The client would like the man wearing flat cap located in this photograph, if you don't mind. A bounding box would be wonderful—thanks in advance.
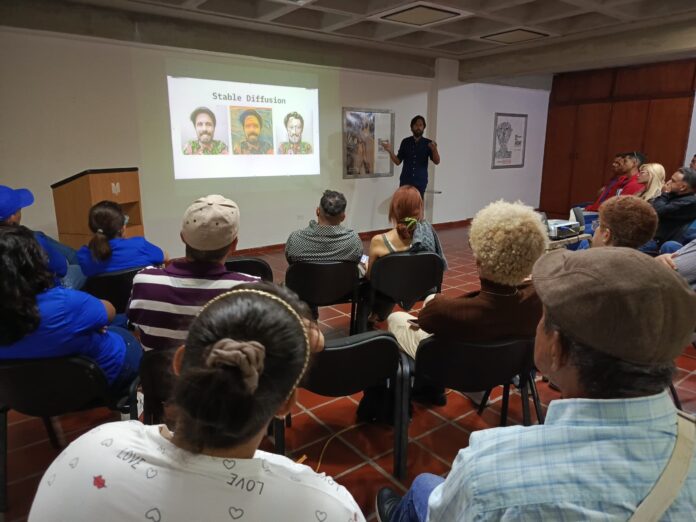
[127,195,258,423]
[377,248,696,522]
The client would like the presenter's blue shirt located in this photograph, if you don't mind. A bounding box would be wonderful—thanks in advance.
[77,237,164,277]
[397,136,433,191]
[34,231,67,278]
[0,287,126,384]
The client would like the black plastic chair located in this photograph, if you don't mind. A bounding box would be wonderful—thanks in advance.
[271,331,410,479]
[413,337,544,426]
[225,257,274,282]
[285,262,360,334]
[83,266,147,313]
[0,356,139,514]
[357,252,444,332]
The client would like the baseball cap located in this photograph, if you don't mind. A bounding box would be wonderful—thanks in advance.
[0,186,34,222]
[532,247,696,365]
[181,195,239,251]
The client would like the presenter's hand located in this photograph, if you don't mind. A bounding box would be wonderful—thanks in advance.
[382,141,392,153]
[428,141,438,151]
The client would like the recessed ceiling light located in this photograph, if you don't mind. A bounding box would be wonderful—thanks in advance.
[482,29,548,44]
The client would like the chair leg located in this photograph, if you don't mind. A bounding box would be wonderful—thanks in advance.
[349,299,357,336]
[394,354,410,480]
[669,383,683,411]
[529,375,545,424]
[273,417,286,456]
[520,378,531,426]
[42,417,65,450]
[285,413,292,428]
[477,389,492,415]
[500,384,510,427]
[0,408,7,514]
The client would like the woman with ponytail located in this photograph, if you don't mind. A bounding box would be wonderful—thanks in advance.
[0,225,141,393]
[76,200,166,277]
[365,185,446,321]
[30,282,364,522]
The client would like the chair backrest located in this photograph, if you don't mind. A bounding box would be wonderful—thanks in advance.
[370,252,444,309]
[414,337,535,392]
[285,261,359,306]
[303,331,401,397]
[225,257,274,282]
[83,267,145,313]
[0,356,110,417]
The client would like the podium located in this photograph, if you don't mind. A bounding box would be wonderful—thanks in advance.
[51,167,144,249]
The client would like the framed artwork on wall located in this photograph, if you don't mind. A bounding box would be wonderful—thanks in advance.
[491,112,528,169]
[342,108,395,179]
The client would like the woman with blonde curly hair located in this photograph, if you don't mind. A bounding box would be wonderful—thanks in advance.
[387,200,547,363]
[636,162,665,201]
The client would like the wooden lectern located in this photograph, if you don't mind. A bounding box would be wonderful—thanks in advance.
[51,167,144,249]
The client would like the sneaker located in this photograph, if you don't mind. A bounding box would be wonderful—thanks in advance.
[376,487,402,522]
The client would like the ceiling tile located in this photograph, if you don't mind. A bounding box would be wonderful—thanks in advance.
[334,20,407,39]
[385,29,458,46]
[492,0,585,24]
[311,0,373,15]
[536,12,622,34]
[482,28,548,43]
[431,38,503,53]
[380,5,461,26]
[197,0,282,19]
[435,15,510,37]
[270,7,352,30]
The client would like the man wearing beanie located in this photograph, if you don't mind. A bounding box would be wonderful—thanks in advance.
[377,248,696,522]
[127,195,258,423]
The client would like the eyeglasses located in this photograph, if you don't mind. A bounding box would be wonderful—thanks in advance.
[591,220,601,231]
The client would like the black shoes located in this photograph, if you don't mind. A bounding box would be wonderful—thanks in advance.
[376,487,402,522]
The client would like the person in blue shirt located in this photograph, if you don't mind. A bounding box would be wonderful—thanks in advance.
[382,115,441,199]
[0,225,141,393]
[77,200,167,277]
[0,184,86,289]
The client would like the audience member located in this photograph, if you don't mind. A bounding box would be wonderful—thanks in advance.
[77,200,166,277]
[636,162,665,201]
[387,200,546,359]
[366,185,446,321]
[615,151,646,196]
[590,196,657,248]
[641,167,696,252]
[656,238,696,290]
[377,247,696,522]
[30,283,364,522]
[691,153,696,170]
[584,153,629,211]
[127,195,258,422]
[285,190,363,265]
[0,225,141,394]
[0,184,85,288]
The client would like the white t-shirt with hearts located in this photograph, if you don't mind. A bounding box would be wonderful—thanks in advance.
[29,420,365,522]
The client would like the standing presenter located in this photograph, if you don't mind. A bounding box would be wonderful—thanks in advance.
[382,115,440,199]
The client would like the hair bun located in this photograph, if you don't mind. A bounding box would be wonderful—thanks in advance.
[205,338,266,394]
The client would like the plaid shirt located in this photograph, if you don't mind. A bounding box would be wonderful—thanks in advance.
[428,391,696,521]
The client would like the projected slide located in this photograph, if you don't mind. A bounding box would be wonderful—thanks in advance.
[167,76,319,179]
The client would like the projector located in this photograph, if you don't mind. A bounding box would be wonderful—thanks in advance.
[547,219,581,239]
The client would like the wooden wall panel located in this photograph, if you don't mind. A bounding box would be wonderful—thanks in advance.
[552,69,614,105]
[568,103,612,206]
[614,60,696,99]
[539,105,577,214]
[643,97,694,177]
[603,100,650,182]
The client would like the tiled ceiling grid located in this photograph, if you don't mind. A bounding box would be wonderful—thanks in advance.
[69,0,696,59]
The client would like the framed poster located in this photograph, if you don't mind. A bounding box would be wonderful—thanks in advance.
[343,108,394,179]
[491,112,527,169]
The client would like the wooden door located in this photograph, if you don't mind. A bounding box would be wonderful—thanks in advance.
[539,104,577,215]
[568,103,613,206]
[603,100,650,182]
[643,97,694,177]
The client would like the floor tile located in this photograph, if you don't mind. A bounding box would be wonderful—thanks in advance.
[676,354,696,372]
[296,389,338,410]
[290,438,365,479]
[336,463,404,519]
[415,424,469,463]
[311,397,360,432]
[407,406,447,437]
[8,440,60,483]
[282,412,332,452]
[6,474,42,521]
[677,372,696,393]
[340,422,396,459]
[374,442,450,488]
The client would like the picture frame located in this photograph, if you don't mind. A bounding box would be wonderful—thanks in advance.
[491,112,527,169]
[342,107,395,179]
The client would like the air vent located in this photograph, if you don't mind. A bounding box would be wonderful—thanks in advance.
[481,29,548,44]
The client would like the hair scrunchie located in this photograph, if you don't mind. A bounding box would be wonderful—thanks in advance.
[401,217,418,230]
[205,338,266,394]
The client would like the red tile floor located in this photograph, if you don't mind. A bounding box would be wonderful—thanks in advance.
[6,226,696,521]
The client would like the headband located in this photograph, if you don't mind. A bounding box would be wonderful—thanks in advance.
[198,288,311,400]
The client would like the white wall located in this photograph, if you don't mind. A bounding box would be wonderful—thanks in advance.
[686,102,696,165]
[433,83,550,223]
[0,29,430,255]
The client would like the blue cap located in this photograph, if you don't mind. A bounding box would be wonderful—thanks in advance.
[0,186,34,222]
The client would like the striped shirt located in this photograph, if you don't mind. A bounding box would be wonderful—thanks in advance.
[126,260,258,351]
[428,391,696,521]
[674,239,696,290]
